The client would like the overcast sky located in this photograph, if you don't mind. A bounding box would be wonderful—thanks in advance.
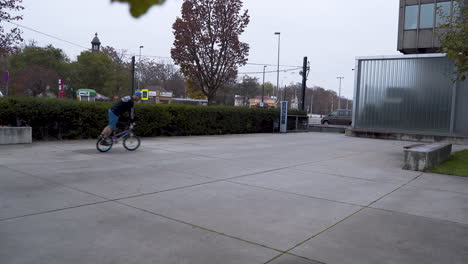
[9,0,401,99]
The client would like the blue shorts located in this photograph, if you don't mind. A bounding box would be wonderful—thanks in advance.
[108,109,119,130]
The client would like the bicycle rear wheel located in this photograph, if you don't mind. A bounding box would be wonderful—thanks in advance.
[123,134,140,151]
[96,136,114,152]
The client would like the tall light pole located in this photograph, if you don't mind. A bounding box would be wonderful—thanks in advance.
[138,45,144,91]
[274,32,281,99]
[262,65,267,107]
[337,76,344,109]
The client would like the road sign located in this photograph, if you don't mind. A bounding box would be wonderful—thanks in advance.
[141,89,149,101]
[280,101,288,133]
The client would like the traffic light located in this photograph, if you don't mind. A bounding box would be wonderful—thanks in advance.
[141,89,149,101]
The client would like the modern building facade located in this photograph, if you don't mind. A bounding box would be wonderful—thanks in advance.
[397,0,466,54]
[351,1,467,140]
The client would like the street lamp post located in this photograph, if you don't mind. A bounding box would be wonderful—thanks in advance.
[138,46,144,91]
[274,32,281,98]
[337,76,344,109]
[262,65,267,107]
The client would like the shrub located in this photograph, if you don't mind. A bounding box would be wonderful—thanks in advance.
[0,97,306,140]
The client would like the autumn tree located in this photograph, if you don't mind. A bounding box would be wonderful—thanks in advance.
[436,0,467,81]
[185,78,205,99]
[9,45,68,96]
[12,65,59,96]
[171,0,250,104]
[0,0,24,56]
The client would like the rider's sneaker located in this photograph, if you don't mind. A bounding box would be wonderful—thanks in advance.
[101,138,111,146]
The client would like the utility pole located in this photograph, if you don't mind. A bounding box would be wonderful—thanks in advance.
[131,56,135,94]
[301,57,308,111]
[262,65,266,107]
[337,77,344,109]
[138,46,144,91]
[274,32,281,98]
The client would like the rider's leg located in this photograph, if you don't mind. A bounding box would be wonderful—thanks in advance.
[102,109,119,138]
[100,126,113,138]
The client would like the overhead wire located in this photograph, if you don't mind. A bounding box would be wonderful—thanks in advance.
[6,21,302,69]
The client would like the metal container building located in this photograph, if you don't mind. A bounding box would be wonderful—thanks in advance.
[352,54,468,136]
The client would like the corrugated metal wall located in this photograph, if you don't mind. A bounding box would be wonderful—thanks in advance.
[354,55,466,135]
[455,80,468,135]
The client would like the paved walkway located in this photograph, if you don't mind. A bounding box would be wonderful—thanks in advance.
[1,133,467,264]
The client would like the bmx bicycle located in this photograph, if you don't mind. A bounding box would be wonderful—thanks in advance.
[96,123,140,152]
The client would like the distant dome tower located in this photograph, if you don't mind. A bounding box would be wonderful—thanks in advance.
[91,33,101,52]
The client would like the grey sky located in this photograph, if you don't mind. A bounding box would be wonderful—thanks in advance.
[10,0,400,99]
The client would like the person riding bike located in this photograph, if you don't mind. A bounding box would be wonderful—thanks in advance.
[100,91,142,145]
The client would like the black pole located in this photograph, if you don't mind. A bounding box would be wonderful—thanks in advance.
[131,56,136,94]
[301,56,307,111]
[262,66,266,106]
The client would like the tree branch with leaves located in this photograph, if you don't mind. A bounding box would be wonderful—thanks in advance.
[0,0,24,56]
[436,0,467,81]
[111,0,166,17]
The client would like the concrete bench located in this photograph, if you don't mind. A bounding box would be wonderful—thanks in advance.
[0,127,32,145]
[403,143,452,171]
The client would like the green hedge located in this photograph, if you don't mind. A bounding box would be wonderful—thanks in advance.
[0,97,305,140]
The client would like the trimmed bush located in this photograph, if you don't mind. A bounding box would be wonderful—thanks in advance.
[0,97,306,140]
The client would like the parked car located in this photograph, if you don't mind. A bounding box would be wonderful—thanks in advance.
[321,109,352,126]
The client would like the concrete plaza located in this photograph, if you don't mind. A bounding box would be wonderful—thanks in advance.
[1,132,467,264]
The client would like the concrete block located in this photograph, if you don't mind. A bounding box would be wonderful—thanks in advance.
[403,143,452,171]
[0,127,32,144]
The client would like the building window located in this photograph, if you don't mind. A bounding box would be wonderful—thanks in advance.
[420,3,435,29]
[404,5,419,30]
[436,2,452,26]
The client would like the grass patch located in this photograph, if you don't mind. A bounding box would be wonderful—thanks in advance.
[430,149,468,177]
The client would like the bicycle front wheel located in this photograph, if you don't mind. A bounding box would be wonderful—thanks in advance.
[96,136,113,152]
[123,134,140,151]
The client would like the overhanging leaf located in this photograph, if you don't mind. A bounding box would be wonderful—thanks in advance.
[111,0,166,18]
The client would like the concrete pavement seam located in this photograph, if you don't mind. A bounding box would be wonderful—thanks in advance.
[226,180,364,208]
[289,167,414,185]
[365,172,424,208]
[263,172,426,263]
[365,206,468,226]
[1,164,110,200]
[112,199,287,254]
[0,200,113,222]
[263,207,366,264]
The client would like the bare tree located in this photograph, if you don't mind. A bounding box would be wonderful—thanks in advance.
[171,0,250,104]
[0,0,24,56]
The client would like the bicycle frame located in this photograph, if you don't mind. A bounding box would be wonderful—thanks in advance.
[111,128,134,140]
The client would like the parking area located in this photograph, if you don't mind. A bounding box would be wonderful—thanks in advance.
[1,132,467,264]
